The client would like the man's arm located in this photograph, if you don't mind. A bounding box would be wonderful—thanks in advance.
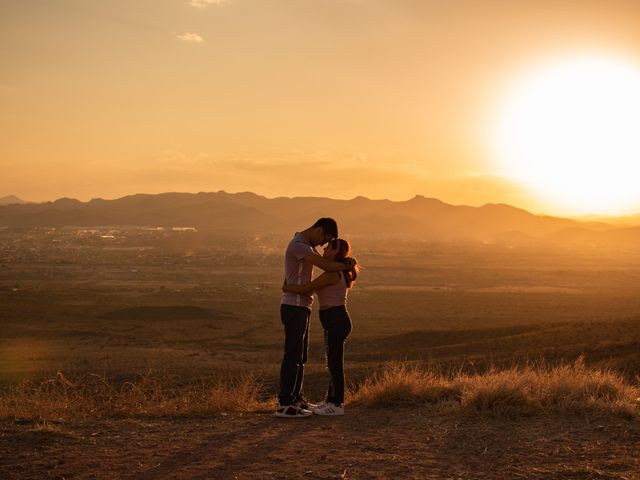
[303,253,355,272]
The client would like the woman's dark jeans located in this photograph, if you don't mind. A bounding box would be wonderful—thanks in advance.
[319,305,352,405]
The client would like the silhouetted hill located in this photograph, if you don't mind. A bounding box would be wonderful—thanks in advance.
[1,191,638,245]
[0,195,27,206]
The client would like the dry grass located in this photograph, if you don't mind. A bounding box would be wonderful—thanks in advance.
[350,358,640,418]
[0,370,272,421]
[2,359,639,421]
[349,362,461,408]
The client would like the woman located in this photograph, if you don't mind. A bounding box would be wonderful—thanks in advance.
[282,238,358,416]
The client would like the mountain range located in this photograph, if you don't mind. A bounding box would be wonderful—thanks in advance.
[1,191,639,246]
[0,195,27,206]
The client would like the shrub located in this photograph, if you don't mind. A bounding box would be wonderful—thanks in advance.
[350,358,640,418]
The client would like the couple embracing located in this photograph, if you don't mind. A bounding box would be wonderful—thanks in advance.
[276,218,359,418]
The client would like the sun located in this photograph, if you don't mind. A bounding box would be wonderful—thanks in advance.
[493,55,640,215]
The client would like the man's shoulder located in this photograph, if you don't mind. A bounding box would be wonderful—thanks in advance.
[291,232,307,243]
[287,233,310,249]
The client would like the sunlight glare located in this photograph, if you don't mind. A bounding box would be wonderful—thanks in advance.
[494,56,640,214]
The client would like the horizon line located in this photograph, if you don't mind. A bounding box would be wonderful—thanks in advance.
[2,190,639,220]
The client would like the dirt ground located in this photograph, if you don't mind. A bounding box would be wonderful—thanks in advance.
[2,409,639,480]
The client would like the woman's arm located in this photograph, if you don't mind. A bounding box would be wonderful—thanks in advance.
[283,272,341,294]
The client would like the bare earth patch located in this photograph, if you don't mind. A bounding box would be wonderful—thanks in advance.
[2,409,639,480]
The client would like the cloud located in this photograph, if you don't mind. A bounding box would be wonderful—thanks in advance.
[122,148,541,209]
[188,0,227,8]
[125,149,427,201]
[176,32,204,43]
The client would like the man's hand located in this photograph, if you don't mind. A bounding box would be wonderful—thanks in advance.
[344,257,357,271]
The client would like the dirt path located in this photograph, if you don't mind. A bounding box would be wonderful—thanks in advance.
[2,409,639,479]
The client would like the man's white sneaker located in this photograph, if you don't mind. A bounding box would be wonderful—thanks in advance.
[275,404,312,418]
[312,402,344,416]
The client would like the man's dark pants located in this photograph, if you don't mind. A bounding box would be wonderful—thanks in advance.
[278,304,311,406]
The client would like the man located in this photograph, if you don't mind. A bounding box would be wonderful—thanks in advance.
[276,218,356,418]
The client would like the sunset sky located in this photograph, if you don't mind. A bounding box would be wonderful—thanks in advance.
[2,0,640,215]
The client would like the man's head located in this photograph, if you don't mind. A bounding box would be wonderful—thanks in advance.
[308,217,338,246]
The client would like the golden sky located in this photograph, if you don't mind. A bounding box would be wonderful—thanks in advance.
[2,0,640,214]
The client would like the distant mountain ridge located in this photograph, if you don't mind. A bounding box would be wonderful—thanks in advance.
[0,191,637,246]
[0,195,27,206]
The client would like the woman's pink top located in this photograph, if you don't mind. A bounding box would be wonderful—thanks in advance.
[316,271,348,307]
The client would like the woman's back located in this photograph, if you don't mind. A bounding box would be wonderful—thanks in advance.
[316,271,348,308]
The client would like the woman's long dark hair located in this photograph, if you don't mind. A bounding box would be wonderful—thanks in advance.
[330,238,358,288]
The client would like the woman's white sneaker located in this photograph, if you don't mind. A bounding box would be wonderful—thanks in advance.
[312,402,344,416]
[314,401,328,410]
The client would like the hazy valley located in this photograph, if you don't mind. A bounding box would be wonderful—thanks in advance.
[1,194,640,479]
